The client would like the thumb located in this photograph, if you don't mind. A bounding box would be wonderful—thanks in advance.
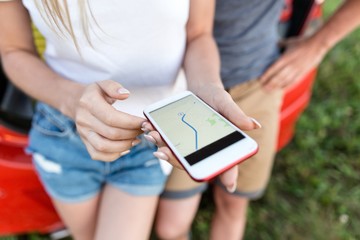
[96,80,130,103]
[220,95,262,131]
[218,165,238,193]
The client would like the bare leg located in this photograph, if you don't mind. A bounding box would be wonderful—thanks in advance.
[155,194,202,240]
[94,184,159,240]
[210,185,249,240]
[52,194,101,240]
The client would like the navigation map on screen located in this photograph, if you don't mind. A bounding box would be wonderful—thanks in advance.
[149,94,238,159]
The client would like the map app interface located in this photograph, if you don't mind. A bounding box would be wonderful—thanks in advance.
[149,94,245,165]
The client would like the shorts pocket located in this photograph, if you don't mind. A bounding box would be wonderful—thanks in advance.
[32,103,75,137]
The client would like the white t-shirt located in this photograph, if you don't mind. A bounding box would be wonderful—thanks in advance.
[22,0,189,116]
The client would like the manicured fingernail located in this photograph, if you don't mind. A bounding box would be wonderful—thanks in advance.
[144,134,156,144]
[153,151,168,161]
[118,87,130,94]
[141,122,150,132]
[120,149,131,156]
[250,117,262,129]
[132,139,141,146]
[226,183,237,193]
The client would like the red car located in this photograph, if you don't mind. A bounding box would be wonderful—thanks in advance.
[0,0,322,238]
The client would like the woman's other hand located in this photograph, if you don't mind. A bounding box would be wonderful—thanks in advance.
[75,80,144,162]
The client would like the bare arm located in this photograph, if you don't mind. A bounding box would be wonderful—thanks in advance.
[314,0,360,52]
[0,1,144,161]
[260,0,360,90]
[184,0,256,131]
[183,0,221,92]
[0,0,83,118]
[146,0,260,191]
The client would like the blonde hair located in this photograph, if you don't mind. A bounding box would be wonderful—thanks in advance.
[36,0,96,50]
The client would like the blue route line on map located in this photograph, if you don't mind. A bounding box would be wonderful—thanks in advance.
[181,114,198,150]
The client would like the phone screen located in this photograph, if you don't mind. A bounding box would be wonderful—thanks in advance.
[149,94,245,165]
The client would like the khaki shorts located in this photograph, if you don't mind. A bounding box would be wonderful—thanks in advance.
[161,80,283,200]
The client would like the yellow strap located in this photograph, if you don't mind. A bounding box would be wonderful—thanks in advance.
[32,24,46,56]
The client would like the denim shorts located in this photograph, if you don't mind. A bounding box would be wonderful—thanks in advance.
[27,102,166,203]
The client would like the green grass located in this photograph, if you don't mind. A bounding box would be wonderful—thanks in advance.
[2,1,359,240]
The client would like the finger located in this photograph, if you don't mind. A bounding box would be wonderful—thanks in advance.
[82,138,130,162]
[79,82,145,130]
[218,165,238,193]
[278,71,300,89]
[80,81,130,110]
[87,130,136,153]
[217,92,261,131]
[274,65,301,90]
[141,121,155,132]
[262,65,293,91]
[259,57,289,85]
[154,146,184,169]
[144,130,168,148]
[96,80,131,102]
[77,110,142,140]
[81,97,145,129]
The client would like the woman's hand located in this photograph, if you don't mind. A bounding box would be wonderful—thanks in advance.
[142,85,261,192]
[74,80,145,162]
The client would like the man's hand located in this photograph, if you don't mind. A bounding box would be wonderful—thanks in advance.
[259,37,327,91]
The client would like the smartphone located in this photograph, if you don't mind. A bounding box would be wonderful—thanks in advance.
[143,91,258,182]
